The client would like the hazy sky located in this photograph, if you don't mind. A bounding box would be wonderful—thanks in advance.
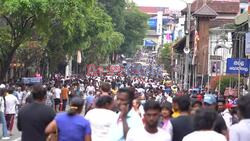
[133,0,187,10]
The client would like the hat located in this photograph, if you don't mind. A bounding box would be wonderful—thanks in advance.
[203,94,217,105]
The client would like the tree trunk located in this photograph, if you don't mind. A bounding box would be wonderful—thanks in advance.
[0,46,19,83]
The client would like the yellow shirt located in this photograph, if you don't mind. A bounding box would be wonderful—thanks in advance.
[111,88,118,95]
[172,111,180,118]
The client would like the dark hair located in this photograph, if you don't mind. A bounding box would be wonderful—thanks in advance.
[0,88,7,97]
[118,87,135,109]
[144,100,161,112]
[68,97,84,116]
[194,108,218,130]
[192,100,202,108]
[176,95,190,112]
[32,85,47,100]
[95,96,113,108]
[25,94,34,104]
[238,94,250,118]
[161,101,173,115]
[101,82,111,93]
[7,87,14,94]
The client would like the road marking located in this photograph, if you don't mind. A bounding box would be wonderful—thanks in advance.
[12,137,21,141]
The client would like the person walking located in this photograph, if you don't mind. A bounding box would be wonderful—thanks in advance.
[4,88,19,136]
[159,101,173,132]
[85,95,116,141]
[169,95,194,141]
[183,108,226,141]
[61,84,69,111]
[0,88,10,140]
[126,100,171,141]
[53,85,61,112]
[17,85,55,141]
[45,97,91,141]
[108,87,143,141]
[229,94,250,141]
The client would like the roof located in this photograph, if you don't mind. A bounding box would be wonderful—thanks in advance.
[209,19,235,28]
[193,4,218,17]
[182,0,239,15]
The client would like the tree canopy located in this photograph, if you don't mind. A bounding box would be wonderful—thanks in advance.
[0,0,148,80]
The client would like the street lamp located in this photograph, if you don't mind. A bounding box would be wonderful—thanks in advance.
[183,0,194,90]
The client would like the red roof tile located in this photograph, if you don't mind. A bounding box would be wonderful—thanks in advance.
[182,0,239,14]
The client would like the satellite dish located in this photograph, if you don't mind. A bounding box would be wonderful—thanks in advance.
[183,47,190,54]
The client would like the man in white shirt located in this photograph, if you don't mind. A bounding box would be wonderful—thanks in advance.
[5,89,19,135]
[85,96,117,141]
[86,83,95,95]
[126,100,171,141]
[53,85,61,112]
[183,108,226,141]
[217,99,232,128]
[229,94,250,141]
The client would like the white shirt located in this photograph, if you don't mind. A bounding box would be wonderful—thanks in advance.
[221,109,232,128]
[0,97,5,112]
[108,109,144,141]
[86,86,95,93]
[53,88,61,99]
[5,94,19,114]
[229,119,250,141]
[85,108,117,141]
[126,127,171,141]
[182,131,227,141]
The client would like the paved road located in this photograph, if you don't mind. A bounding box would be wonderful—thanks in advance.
[0,116,21,141]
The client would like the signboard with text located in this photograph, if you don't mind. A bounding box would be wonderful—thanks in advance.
[226,58,250,74]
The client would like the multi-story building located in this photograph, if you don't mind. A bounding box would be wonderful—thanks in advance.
[173,0,239,89]
[138,6,180,50]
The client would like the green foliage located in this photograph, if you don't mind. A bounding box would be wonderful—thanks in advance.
[216,76,238,94]
[159,43,172,72]
[119,4,149,56]
[98,0,126,32]
[83,6,124,63]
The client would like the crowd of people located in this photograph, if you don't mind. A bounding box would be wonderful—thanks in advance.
[0,75,249,141]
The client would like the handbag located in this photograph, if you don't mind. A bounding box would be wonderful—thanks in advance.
[46,127,58,141]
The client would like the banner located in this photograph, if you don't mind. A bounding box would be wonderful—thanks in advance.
[22,77,42,84]
[226,58,250,74]
[245,32,250,56]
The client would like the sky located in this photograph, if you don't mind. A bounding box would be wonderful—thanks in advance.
[132,0,187,10]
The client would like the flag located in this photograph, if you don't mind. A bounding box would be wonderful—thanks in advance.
[192,30,200,65]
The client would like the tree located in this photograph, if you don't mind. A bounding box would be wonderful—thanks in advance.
[98,0,126,32]
[119,4,148,56]
[98,1,148,57]
[82,6,124,64]
[216,76,238,95]
[44,2,124,73]
[0,0,94,80]
[159,43,172,72]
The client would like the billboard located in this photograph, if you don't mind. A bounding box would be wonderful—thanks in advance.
[148,19,157,29]
[226,58,250,74]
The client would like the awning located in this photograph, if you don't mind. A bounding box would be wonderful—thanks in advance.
[144,39,157,47]
[172,36,186,53]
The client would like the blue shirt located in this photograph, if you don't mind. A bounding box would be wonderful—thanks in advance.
[55,112,91,141]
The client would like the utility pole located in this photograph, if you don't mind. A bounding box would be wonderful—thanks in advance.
[183,2,191,90]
